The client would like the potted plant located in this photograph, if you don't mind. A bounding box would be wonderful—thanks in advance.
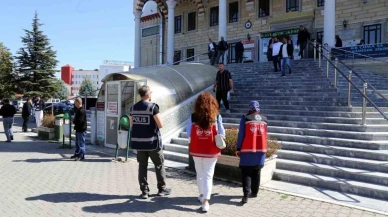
[188,128,281,185]
[37,114,56,140]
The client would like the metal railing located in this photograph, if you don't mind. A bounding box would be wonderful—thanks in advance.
[172,52,209,65]
[312,41,388,124]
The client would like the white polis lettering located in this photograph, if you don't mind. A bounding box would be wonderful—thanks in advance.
[133,115,150,125]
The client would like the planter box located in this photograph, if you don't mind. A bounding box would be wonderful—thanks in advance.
[188,154,277,185]
[37,127,55,140]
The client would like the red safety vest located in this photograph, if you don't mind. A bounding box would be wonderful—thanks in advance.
[241,120,267,153]
[189,123,221,158]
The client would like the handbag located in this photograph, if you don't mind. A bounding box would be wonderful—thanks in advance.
[215,115,226,149]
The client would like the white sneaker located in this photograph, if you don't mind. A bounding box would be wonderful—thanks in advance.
[202,202,209,212]
[225,110,231,113]
[198,195,203,203]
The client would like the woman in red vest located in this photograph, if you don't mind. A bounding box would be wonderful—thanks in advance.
[235,101,268,204]
[186,92,225,213]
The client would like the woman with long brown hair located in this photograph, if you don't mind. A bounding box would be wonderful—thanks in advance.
[186,92,225,213]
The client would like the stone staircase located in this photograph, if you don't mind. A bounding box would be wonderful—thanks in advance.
[164,59,388,200]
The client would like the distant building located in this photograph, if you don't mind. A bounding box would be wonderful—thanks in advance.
[61,64,100,96]
[98,60,133,88]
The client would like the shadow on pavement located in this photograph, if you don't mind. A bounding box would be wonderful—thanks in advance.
[25,192,241,214]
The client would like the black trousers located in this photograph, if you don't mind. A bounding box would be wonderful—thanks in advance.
[216,90,230,110]
[22,116,29,132]
[240,166,263,197]
[272,55,281,71]
[235,52,243,63]
[137,149,167,194]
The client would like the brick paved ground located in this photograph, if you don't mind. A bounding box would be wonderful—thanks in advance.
[0,117,387,217]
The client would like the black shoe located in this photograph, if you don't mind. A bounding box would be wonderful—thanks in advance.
[10,136,13,141]
[140,193,149,199]
[280,75,285,77]
[74,156,85,161]
[5,141,11,143]
[157,188,171,196]
[289,71,292,74]
[250,194,258,198]
[70,155,77,159]
[241,197,248,204]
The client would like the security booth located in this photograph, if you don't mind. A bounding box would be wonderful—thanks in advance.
[95,64,218,149]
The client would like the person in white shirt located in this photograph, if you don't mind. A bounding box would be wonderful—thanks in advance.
[270,37,283,72]
[208,39,217,65]
[279,36,294,77]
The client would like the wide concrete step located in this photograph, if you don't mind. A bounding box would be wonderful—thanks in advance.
[163,150,188,164]
[170,137,189,146]
[222,115,387,125]
[274,169,388,200]
[228,100,347,107]
[164,143,188,154]
[271,132,388,150]
[277,159,388,186]
[277,150,388,172]
[223,110,385,119]
[222,122,388,133]
[223,105,354,112]
[280,141,388,161]
[232,92,342,97]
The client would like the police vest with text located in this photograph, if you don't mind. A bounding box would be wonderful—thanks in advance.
[189,114,221,158]
[130,101,162,151]
[241,114,268,153]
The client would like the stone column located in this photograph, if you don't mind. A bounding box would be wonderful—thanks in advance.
[219,0,227,64]
[323,0,336,48]
[134,11,142,68]
[166,0,177,65]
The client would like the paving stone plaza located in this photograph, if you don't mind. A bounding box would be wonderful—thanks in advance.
[0,115,387,217]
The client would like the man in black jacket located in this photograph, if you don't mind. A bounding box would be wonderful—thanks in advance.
[235,39,245,63]
[34,96,45,127]
[217,36,228,64]
[71,97,87,161]
[279,36,294,77]
[0,99,17,142]
[22,98,33,132]
[297,25,310,59]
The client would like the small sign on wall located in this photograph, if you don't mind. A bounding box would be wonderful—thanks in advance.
[142,26,159,37]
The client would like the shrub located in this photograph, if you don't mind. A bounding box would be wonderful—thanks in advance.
[41,114,55,128]
[221,128,281,158]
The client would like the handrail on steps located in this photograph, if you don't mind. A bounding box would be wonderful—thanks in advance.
[311,41,388,124]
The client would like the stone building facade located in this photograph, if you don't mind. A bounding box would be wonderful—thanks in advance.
[133,0,388,67]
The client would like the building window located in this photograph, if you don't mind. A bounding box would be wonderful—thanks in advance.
[210,6,219,26]
[187,49,195,61]
[317,0,324,7]
[175,15,182,34]
[258,0,270,17]
[188,12,196,31]
[229,2,238,23]
[286,0,299,12]
[364,24,381,45]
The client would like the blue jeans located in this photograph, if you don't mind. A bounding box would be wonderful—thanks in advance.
[3,117,14,141]
[281,57,292,75]
[75,132,86,157]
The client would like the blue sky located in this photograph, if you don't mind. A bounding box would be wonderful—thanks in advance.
[0,0,135,77]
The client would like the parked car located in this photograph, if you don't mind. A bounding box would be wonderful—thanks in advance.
[44,103,74,115]
[12,100,20,111]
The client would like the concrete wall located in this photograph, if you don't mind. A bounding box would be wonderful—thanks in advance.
[136,0,388,67]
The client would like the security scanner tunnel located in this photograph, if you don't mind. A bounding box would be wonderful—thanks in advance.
[95,63,218,148]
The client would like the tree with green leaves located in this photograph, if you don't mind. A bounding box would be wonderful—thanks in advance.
[79,77,97,96]
[52,79,69,100]
[0,43,16,99]
[14,12,60,98]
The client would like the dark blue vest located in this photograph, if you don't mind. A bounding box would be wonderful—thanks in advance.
[130,101,162,151]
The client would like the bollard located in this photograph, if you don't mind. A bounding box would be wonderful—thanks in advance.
[326,53,330,78]
[334,58,338,88]
[348,70,352,107]
[62,111,72,149]
[362,83,368,125]
[318,45,322,68]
